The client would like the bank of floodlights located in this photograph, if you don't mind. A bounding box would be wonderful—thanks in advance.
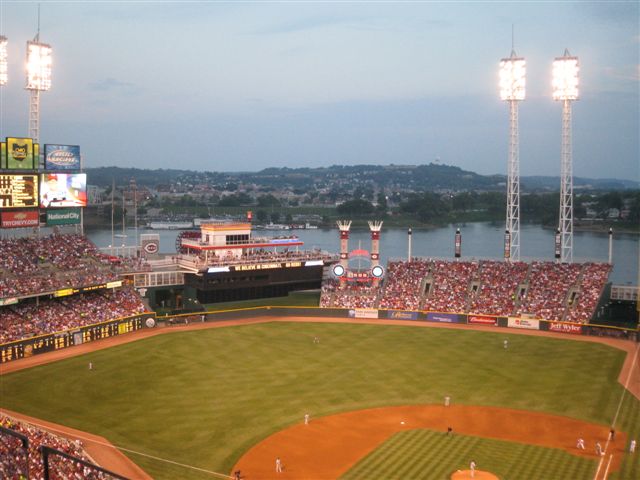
[552,53,579,101]
[26,40,52,91]
[499,51,525,261]
[499,54,526,101]
[0,36,7,86]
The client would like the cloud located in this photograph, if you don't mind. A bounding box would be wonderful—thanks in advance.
[89,77,139,93]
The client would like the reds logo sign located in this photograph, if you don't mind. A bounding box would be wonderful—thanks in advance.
[143,242,159,254]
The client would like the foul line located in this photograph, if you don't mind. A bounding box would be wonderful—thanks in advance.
[1,413,233,479]
[594,342,640,480]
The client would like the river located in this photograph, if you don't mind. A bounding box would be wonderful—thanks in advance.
[85,222,639,285]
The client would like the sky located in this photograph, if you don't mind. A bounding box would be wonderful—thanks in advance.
[0,1,638,180]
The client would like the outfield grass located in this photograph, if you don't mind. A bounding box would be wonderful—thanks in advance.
[0,322,638,479]
[341,429,598,480]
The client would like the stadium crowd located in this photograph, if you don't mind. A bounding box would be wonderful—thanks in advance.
[320,279,378,308]
[422,260,479,313]
[188,248,335,268]
[516,262,582,321]
[320,259,610,323]
[0,413,110,479]
[0,234,148,299]
[0,287,147,345]
[378,260,430,310]
[469,261,529,316]
[565,263,611,323]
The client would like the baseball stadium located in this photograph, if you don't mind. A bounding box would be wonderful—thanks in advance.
[0,200,639,480]
[0,22,639,480]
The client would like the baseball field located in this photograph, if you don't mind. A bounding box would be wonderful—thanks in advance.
[1,318,639,479]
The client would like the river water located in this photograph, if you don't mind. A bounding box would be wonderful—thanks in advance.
[86,222,639,285]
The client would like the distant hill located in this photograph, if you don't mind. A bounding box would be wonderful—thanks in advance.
[85,164,639,191]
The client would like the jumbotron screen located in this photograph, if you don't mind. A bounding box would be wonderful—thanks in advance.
[39,173,87,208]
[0,174,38,208]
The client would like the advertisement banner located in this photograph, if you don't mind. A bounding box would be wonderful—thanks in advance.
[387,311,419,320]
[0,297,19,306]
[6,137,34,170]
[39,173,87,208]
[1,142,6,169]
[549,322,582,335]
[348,309,379,319]
[44,144,81,170]
[426,312,460,323]
[46,208,81,225]
[504,231,511,259]
[0,210,39,228]
[0,175,38,208]
[468,315,498,326]
[507,317,540,330]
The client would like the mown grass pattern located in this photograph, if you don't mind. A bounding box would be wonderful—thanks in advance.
[341,429,598,480]
[0,322,637,479]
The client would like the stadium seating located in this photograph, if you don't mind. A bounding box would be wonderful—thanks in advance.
[321,259,610,323]
[0,234,148,299]
[1,413,110,479]
[0,287,147,345]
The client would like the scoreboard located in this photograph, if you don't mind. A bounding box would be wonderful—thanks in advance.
[0,174,38,208]
[0,314,149,363]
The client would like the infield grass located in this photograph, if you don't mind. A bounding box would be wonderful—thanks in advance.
[1,322,638,479]
[341,429,598,480]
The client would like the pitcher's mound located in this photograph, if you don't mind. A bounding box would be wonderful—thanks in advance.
[451,470,499,480]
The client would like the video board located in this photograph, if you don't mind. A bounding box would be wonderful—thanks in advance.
[6,137,34,170]
[39,173,87,208]
[0,174,39,208]
[44,144,81,170]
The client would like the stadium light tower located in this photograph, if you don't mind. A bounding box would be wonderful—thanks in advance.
[552,49,579,263]
[499,48,525,261]
[0,36,8,86]
[25,7,52,145]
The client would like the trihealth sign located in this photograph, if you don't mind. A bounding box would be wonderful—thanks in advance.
[348,309,379,319]
[46,208,81,225]
[507,317,540,330]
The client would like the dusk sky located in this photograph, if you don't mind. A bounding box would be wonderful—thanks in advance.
[0,1,638,180]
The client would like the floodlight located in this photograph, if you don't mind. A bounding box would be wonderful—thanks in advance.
[0,36,7,86]
[499,57,526,101]
[552,55,579,101]
[332,264,345,277]
[26,40,52,91]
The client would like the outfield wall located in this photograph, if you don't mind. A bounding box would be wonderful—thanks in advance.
[1,307,637,364]
[0,313,155,364]
[166,306,639,342]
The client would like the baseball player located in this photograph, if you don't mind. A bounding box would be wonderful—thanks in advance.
[577,438,585,450]
[276,457,283,473]
[630,439,636,453]
[503,339,508,349]
[304,413,310,425]
[470,460,476,478]
[596,442,604,456]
